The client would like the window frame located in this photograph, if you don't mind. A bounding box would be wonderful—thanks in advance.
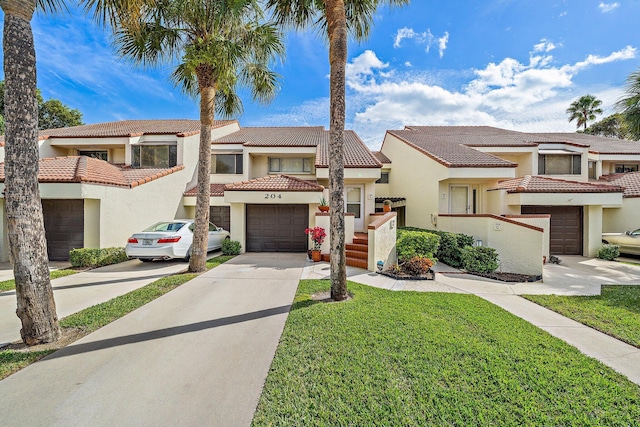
[131,144,177,169]
[538,154,582,175]
[78,150,108,161]
[268,157,312,174]
[614,164,639,173]
[376,172,390,184]
[211,153,243,175]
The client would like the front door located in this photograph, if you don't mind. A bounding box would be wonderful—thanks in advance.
[450,186,469,214]
[346,186,364,231]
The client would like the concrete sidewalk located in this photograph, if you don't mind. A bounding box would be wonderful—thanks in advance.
[309,259,640,386]
[0,253,305,427]
[1,259,191,347]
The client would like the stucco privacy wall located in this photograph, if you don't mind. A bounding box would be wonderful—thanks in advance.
[504,215,551,259]
[314,213,354,253]
[438,215,544,276]
[603,198,640,233]
[368,213,397,271]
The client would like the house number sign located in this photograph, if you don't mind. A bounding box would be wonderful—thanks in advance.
[264,193,283,199]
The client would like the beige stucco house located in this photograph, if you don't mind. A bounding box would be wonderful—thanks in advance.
[376,126,640,275]
[0,120,387,268]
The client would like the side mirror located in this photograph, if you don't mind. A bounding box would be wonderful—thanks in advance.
[217,227,223,231]
[625,231,631,235]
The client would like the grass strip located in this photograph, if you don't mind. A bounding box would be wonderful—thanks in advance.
[0,269,78,293]
[253,280,640,426]
[0,255,234,380]
[524,285,640,348]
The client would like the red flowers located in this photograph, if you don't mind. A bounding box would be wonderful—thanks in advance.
[305,226,326,250]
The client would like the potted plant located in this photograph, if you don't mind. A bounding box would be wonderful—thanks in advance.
[318,196,330,212]
[383,199,392,212]
[305,226,326,262]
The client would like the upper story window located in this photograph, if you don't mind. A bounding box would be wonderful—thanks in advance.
[132,144,177,168]
[269,157,312,174]
[615,164,639,173]
[588,161,597,179]
[79,150,108,161]
[212,154,243,174]
[538,154,581,175]
[376,172,389,184]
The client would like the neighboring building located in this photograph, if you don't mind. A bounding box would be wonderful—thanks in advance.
[377,126,640,274]
[0,121,383,263]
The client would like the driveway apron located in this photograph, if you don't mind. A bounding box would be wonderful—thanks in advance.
[0,253,305,427]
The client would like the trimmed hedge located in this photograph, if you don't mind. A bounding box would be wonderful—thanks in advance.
[396,230,440,261]
[222,239,242,256]
[70,247,129,268]
[399,227,474,268]
[597,244,620,261]
[460,246,499,274]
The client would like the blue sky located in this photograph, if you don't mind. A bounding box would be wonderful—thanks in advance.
[3,0,639,148]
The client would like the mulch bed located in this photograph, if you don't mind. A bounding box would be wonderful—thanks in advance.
[378,269,435,281]
[469,272,542,283]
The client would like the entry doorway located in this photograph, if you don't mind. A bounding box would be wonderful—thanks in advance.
[449,185,470,214]
[345,186,364,231]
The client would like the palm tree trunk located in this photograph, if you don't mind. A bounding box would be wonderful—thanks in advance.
[325,0,348,301]
[189,66,215,273]
[2,0,61,345]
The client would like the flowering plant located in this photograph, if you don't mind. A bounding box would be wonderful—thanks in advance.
[305,226,326,251]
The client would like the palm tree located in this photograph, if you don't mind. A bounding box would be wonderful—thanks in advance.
[615,68,640,140]
[0,0,73,345]
[267,0,408,301]
[567,94,603,131]
[1,0,144,345]
[115,0,284,272]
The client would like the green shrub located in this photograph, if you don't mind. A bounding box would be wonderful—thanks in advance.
[222,239,241,256]
[396,231,440,261]
[460,246,499,273]
[597,244,620,261]
[399,227,473,268]
[69,247,128,268]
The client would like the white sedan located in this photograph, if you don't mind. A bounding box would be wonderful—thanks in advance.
[125,220,230,261]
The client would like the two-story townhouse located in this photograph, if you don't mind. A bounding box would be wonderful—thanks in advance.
[377,126,639,275]
[181,127,382,260]
[0,119,240,261]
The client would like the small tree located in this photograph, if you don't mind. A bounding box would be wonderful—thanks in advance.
[567,94,603,131]
[616,68,640,140]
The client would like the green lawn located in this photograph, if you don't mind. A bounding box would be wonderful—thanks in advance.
[0,255,234,380]
[0,269,78,293]
[253,280,640,426]
[524,285,640,348]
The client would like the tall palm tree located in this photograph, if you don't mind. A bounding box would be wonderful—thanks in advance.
[1,0,63,345]
[1,0,145,345]
[115,0,284,272]
[567,94,603,131]
[615,68,640,140]
[267,0,409,301]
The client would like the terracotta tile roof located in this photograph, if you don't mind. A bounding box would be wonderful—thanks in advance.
[212,127,325,146]
[0,156,184,188]
[224,175,324,192]
[315,131,382,168]
[33,120,234,139]
[496,175,624,194]
[183,184,226,197]
[401,126,640,153]
[213,127,381,168]
[599,172,640,198]
[372,151,391,164]
[387,130,517,168]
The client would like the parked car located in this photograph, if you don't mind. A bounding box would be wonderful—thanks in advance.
[602,229,640,256]
[125,220,230,261]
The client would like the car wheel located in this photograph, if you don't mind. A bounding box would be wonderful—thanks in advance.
[183,246,192,262]
[602,240,609,244]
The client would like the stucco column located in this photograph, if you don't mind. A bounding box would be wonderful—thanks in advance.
[585,205,603,257]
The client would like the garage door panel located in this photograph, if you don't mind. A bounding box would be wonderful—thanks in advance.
[246,204,308,252]
[522,205,582,255]
[42,200,84,261]
[209,206,231,232]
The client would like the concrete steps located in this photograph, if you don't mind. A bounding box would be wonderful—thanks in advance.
[346,235,368,269]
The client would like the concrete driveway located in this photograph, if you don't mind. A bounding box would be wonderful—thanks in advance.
[0,258,193,347]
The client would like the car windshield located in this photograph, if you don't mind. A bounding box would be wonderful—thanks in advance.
[632,229,640,236]
[143,222,186,232]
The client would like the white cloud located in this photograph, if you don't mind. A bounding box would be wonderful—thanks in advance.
[393,27,449,57]
[404,62,412,67]
[599,2,620,13]
[533,39,558,53]
[342,44,636,147]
